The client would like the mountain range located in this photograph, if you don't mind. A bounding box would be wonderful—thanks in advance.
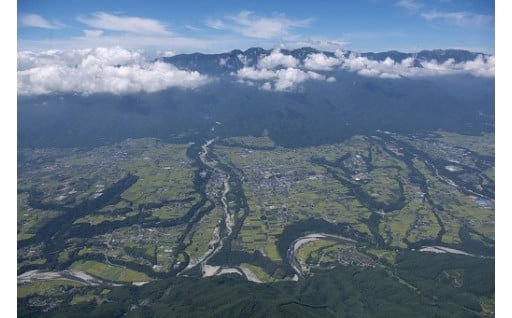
[159,47,486,76]
[18,48,494,149]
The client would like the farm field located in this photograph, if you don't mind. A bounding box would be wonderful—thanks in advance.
[18,131,494,316]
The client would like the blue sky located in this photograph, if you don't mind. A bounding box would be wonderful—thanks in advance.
[17,0,495,53]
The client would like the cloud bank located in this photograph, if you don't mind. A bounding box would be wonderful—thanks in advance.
[236,49,332,91]
[206,11,311,39]
[235,48,493,91]
[303,53,342,71]
[18,47,210,95]
[237,66,328,92]
[339,54,495,78]
[18,47,494,95]
[258,49,299,69]
[301,52,495,78]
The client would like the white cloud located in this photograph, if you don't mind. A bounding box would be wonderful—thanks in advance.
[205,11,311,39]
[305,70,326,81]
[236,67,276,81]
[396,0,420,12]
[283,38,349,51]
[17,47,210,95]
[236,49,494,91]
[258,49,299,69]
[460,55,494,77]
[17,46,495,95]
[396,1,492,29]
[19,12,243,53]
[261,82,272,90]
[235,49,329,91]
[218,57,228,66]
[157,50,177,57]
[185,24,202,32]
[237,54,249,66]
[205,19,225,30]
[336,52,494,78]
[273,68,309,91]
[19,13,63,29]
[303,53,341,71]
[77,12,172,35]
[83,29,104,38]
[236,66,326,92]
[420,10,494,27]
[340,54,403,78]
[418,55,494,77]
[274,68,325,91]
[235,48,494,91]
[18,34,221,53]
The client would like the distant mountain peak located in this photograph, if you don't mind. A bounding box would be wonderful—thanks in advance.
[159,47,489,76]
